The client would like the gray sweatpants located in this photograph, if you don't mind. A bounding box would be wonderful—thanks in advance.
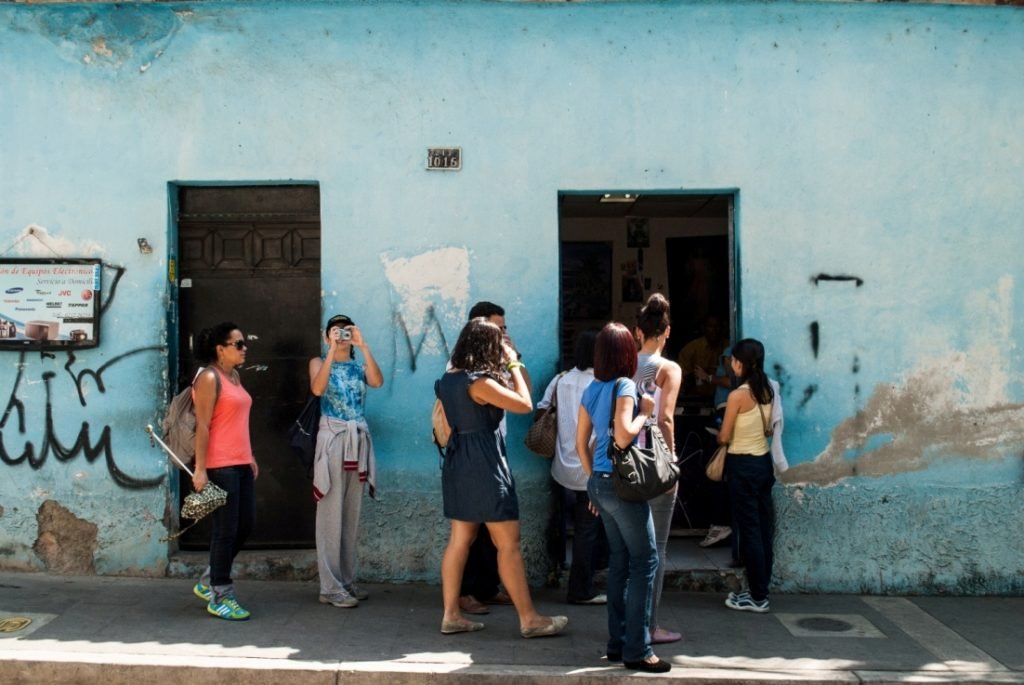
[316,460,364,600]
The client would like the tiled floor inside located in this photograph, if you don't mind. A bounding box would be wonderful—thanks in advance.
[665,534,735,571]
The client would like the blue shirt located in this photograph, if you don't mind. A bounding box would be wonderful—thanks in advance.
[320,359,367,421]
[580,377,638,473]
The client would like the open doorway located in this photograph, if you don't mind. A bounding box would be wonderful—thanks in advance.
[558,191,737,566]
[170,183,322,549]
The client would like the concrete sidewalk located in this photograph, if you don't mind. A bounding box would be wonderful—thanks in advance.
[0,571,1021,685]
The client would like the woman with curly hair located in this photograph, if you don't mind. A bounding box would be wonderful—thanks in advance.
[435,317,568,639]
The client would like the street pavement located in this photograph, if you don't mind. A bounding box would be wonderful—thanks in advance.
[0,570,1022,685]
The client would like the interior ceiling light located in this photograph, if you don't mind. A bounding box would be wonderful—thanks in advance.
[600,193,639,203]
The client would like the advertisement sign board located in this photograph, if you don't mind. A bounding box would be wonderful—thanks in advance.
[0,259,102,350]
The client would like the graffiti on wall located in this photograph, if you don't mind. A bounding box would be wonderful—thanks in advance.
[381,247,471,375]
[0,239,164,489]
[0,349,165,489]
[0,348,163,485]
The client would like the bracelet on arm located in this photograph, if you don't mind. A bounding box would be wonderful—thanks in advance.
[506,361,525,371]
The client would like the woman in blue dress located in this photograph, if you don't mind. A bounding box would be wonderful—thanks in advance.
[436,317,568,639]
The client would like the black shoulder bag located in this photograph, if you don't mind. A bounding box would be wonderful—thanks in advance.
[606,379,680,502]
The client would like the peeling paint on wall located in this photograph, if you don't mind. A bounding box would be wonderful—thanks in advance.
[4,225,105,259]
[785,276,1020,485]
[10,5,182,71]
[381,247,470,369]
[33,500,97,574]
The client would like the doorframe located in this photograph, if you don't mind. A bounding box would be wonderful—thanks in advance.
[164,180,322,548]
[556,188,740,342]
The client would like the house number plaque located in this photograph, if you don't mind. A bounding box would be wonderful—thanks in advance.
[427,148,461,171]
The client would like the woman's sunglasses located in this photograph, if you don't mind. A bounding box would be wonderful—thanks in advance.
[223,340,247,350]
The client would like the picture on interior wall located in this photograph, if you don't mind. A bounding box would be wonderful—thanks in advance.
[561,241,612,320]
[621,259,644,303]
[626,216,650,248]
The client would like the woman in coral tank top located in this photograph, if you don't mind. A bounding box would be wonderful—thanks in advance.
[191,321,257,621]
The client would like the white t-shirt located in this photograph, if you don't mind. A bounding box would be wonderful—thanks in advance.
[537,367,595,491]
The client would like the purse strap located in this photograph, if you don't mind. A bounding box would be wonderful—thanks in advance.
[607,378,635,450]
[550,371,566,411]
[749,387,773,438]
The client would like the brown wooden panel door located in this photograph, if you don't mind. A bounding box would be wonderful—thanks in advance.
[175,185,320,549]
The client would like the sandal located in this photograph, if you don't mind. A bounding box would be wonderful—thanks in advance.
[441,618,485,634]
[486,589,514,605]
[458,595,490,615]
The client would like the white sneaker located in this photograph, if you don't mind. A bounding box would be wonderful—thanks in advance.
[699,525,732,547]
[346,585,369,601]
[725,591,769,613]
[319,593,358,608]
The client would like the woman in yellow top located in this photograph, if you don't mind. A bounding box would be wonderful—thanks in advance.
[716,338,775,614]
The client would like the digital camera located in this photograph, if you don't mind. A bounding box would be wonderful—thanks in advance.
[335,327,353,341]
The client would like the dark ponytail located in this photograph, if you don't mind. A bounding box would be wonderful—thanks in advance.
[636,293,671,339]
[731,338,773,404]
[194,321,239,364]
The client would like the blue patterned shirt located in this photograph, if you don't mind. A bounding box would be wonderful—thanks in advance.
[319,359,367,421]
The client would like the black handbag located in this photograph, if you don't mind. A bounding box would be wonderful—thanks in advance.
[288,395,321,471]
[606,379,680,502]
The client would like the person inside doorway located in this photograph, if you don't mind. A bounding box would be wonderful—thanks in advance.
[677,314,727,399]
[698,346,736,552]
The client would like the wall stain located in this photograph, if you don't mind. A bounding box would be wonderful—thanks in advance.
[811,273,864,287]
[798,384,818,409]
[773,363,791,399]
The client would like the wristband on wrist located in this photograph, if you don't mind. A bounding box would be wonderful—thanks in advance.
[506,361,525,371]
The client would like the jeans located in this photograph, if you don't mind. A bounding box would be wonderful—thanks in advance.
[206,465,256,598]
[566,488,604,602]
[648,484,676,629]
[588,473,657,662]
[726,453,774,601]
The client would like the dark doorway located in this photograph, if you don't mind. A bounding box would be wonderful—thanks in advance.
[173,184,321,549]
[558,191,735,533]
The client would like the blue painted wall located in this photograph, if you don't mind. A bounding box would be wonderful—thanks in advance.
[1,0,1021,592]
